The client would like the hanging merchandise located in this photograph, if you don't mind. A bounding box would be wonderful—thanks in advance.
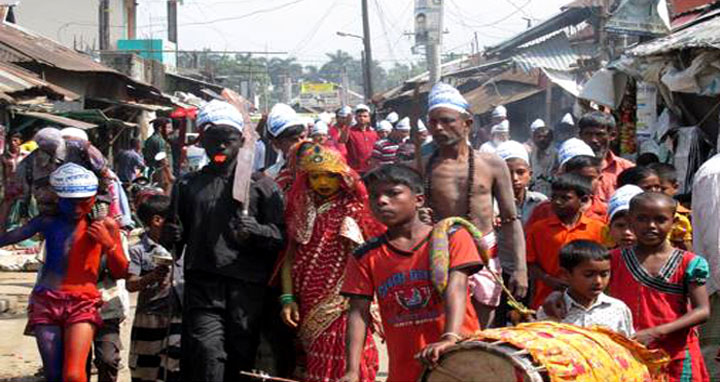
[617,81,637,155]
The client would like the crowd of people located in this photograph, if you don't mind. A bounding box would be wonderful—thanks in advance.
[0,80,717,382]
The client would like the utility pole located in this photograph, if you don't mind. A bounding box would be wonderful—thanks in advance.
[98,0,110,51]
[427,0,443,84]
[361,0,374,101]
[341,67,350,105]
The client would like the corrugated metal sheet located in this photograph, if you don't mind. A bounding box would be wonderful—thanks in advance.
[465,82,544,115]
[629,14,720,56]
[514,32,581,72]
[14,111,97,130]
[0,61,78,101]
[0,22,114,73]
[485,7,593,55]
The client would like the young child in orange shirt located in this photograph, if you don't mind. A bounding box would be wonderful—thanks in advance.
[527,173,605,308]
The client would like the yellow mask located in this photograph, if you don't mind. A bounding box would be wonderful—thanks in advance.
[308,171,342,197]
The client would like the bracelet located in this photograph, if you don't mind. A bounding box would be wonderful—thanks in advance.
[279,294,296,305]
[498,215,520,225]
[441,332,463,342]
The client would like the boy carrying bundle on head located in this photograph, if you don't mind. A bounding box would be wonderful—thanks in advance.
[340,164,483,382]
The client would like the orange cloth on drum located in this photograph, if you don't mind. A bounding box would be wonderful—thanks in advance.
[474,322,669,382]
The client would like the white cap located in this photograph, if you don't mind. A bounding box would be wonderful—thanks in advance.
[385,112,399,124]
[608,185,644,221]
[417,119,427,133]
[318,112,333,125]
[428,82,469,114]
[311,120,329,136]
[267,103,303,137]
[302,116,314,128]
[530,119,546,133]
[558,138,595,166]
[491,105,507,119]
[196,100,244,132]
[395,117,411,131]
[491,120,510,134]
[561,113,575,125]
[355,104,370,113]
[337,105,352,117]
[60,127,89,141]
[496,140,529,164]
[50,163,98,198]
[376,120,393,133]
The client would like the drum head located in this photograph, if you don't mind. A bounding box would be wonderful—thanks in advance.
[421,342,545,382]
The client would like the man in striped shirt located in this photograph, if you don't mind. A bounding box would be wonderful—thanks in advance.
[370,117,411,168]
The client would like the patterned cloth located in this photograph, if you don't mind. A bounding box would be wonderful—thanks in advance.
[285,144,383,382]
[371,138,403,166]
[474,322,669,382]
[537,291,635,337]
[129,312,181,382]
[610,248,710,382]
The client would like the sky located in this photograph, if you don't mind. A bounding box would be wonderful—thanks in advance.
[134,0,572,69]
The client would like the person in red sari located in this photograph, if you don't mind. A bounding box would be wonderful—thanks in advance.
[609,192,710,382]
[280,144,382,382]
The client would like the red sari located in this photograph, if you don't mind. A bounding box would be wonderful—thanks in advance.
[285,145,382,382]
[609,248,710,382]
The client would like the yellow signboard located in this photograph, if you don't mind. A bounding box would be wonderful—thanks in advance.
[301,82,335,94]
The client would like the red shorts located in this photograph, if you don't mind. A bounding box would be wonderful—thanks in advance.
[28,289,102,329]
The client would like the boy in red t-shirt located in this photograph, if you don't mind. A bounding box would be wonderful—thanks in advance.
[527,173,605,309]
[340,164,482,382]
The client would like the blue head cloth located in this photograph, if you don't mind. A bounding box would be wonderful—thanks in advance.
[267,103,302,138]
[428,82,470,114]
[196,100,244,132]
[608,185,644,221]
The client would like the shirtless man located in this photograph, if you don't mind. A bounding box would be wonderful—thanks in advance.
[422,83,528,327]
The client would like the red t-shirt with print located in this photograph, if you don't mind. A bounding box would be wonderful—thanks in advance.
[341,228,482,382]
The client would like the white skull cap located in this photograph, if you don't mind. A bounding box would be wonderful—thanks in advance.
[50,163,98,198]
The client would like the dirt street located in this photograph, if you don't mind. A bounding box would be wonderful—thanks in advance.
[0,272,388,382]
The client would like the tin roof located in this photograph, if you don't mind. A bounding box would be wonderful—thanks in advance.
[0,22,115,73]
[0,61,78,102]
[628,13,720,56]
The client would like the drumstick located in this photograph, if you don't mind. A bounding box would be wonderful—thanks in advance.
[239,371,300,382]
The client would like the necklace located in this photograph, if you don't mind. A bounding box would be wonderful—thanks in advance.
[424,148,475,222]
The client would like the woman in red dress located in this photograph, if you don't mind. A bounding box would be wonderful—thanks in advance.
[280,144,382,382]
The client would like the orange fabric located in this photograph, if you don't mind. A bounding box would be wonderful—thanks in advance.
[526,198,607,229]
[597,151,635,203]
[474,322,669,382]
[341,228,482,382]
[526,214,605,308]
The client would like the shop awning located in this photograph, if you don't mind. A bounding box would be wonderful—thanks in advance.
[14,110,97,129]
[628,13,720,56]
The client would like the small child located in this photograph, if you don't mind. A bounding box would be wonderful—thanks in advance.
[526,155,606,226]
[649,163,692,250]
[0,163,128,382]
[340,164,483,382]
[495,141,547,224]
[527,173,605,308]
[536,240,634,337]
[609,192,710,381]
[494,140,546,326]
[617,166,662,193]
[126,195,182,382]
[603,185,643,249]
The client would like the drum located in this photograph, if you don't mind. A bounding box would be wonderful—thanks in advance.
[421,322,669,382]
